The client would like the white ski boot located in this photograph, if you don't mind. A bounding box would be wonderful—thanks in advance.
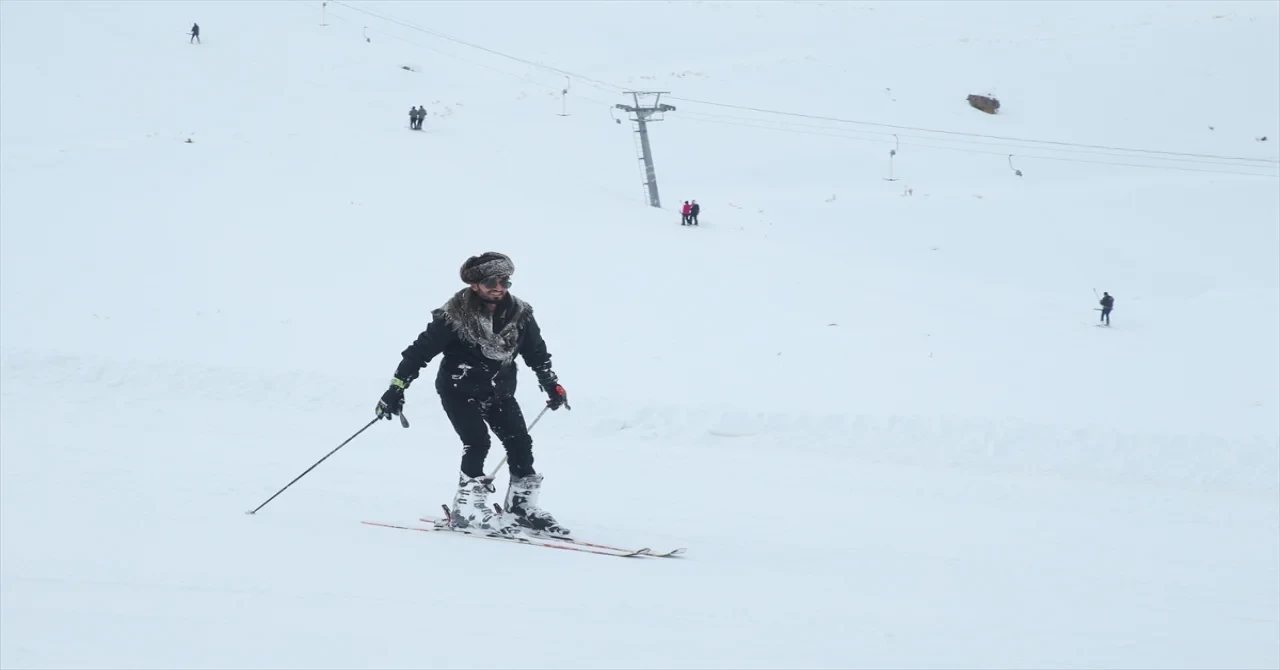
[447,473,519,536]
[504,473,570,537]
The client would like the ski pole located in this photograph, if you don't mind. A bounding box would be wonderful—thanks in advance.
[485,404,552,480]
[246,414,391,515]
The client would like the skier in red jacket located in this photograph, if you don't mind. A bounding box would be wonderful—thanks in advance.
[681,201,692,226]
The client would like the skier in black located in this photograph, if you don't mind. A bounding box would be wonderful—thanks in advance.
[408,106,419,130]
[690,200,701,225]
[189,23,200,44]
[1099,292,1114,326]
[375,252,571,536]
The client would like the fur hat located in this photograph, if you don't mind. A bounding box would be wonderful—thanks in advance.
[459,252,515,284]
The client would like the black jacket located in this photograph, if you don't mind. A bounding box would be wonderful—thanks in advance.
[1100,295,1114,310]
[393,289,557,399]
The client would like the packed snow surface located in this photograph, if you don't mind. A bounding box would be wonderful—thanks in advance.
[2,1,1277,668]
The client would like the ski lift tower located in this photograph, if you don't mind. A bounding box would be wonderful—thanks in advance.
[616,91,676,209]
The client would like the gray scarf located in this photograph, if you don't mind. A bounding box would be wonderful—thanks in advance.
[438,289,531,364]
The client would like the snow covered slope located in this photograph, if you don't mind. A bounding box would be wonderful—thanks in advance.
[2,1,1277,668]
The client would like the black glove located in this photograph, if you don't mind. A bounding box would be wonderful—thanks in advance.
[376,378,407,419]
[542,381,570,411]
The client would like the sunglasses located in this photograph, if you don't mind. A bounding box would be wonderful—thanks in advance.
[481,276,512,289]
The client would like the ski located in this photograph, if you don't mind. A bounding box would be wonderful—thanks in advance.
[420,509,686,558]
[362,520,648,558]
[483,502,686,556]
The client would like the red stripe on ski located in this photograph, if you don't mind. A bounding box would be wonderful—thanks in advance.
[420,516,685,558]
[362,521,648,558]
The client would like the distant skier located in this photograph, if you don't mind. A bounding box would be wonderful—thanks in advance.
[681,201,692,225]
[690,200,701,226]
[408,106,419,130]
[375,252,571,537]
[1099,292,1114,326]
[189,23,200,44]
[416,106,427,129]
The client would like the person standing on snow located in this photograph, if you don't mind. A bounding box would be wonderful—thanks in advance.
[189,23,200,44]
[375,252,571,537]
[1099,292,1114,326]
[408,106,419,130]
[681,201,692,225]
[689,200,701,226]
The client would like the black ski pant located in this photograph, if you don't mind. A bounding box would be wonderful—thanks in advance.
[1100,307,1111,324]
[440,392,535,479]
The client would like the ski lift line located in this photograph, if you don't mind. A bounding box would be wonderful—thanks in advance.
[670,115,1280,178]
[292,0,616,110]
[666,95,1280,164]
[328,0,626,94]
[676,110,1276,170]
[675,115,1280,177]
[286,3,472,62]
[302,3,561,92]
[675,111,1280,170]
[305,0,1277,169]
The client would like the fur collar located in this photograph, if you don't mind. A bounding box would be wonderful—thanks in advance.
[438,289,532,364]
